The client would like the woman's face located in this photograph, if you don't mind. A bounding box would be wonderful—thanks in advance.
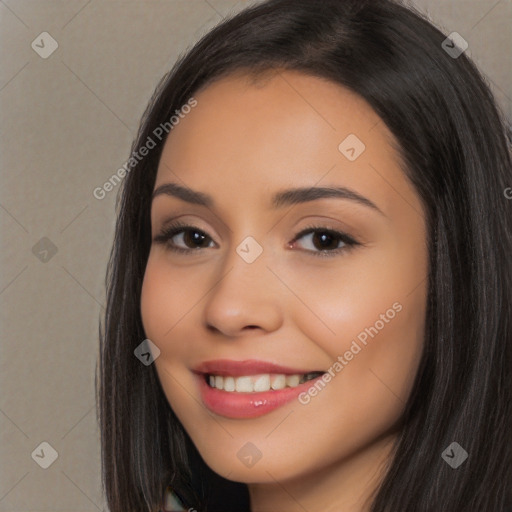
[141,70,428,488]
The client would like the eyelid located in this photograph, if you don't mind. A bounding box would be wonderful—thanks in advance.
[156,211,226,242]
[292,224,358,244]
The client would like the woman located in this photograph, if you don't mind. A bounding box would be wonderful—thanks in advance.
[97,0,512,511]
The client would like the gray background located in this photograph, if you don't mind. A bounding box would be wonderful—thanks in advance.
[1,0,510,510]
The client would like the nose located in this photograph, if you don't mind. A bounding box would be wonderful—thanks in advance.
[203,243,284,337]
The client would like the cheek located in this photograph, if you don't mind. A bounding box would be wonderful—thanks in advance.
[299,281,425,365]
[139,255,198,399]
[140,261,172,344]
[140,256,203,414]
[140,253,205,345]
[279,256,425,354]
[285,282,425,465]
[294,290,425,416]
[283,244,427,403]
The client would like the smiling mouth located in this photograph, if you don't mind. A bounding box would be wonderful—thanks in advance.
[205,371,325,393]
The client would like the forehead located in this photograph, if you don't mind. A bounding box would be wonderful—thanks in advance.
[154,70,411,218]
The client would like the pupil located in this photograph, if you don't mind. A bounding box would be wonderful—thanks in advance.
[185,230,208,248]
[314,231,337,250]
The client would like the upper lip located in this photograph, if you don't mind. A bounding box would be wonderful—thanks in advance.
[193,359,324,377]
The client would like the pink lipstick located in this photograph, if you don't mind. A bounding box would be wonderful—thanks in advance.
[193,359,325,419]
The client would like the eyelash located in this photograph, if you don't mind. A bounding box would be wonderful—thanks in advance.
[153,220,360,258]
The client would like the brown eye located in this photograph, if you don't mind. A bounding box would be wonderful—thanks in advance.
[179,229,212,249]
[291,225,359,258]
[310,231,343,251]
[154,223,215,253]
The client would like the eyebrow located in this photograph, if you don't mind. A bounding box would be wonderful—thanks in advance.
[151,182,384,215]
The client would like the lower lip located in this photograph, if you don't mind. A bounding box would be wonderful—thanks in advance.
[196,374,322,419]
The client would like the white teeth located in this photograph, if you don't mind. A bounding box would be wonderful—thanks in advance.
[271,374,286,390]
[286,374,300,387]
[207,372,321,392]
[224,376,235,392]
[254,374,270,392]
[235,376,254,392]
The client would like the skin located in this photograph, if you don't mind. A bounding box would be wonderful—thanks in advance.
[140,69,428,512]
